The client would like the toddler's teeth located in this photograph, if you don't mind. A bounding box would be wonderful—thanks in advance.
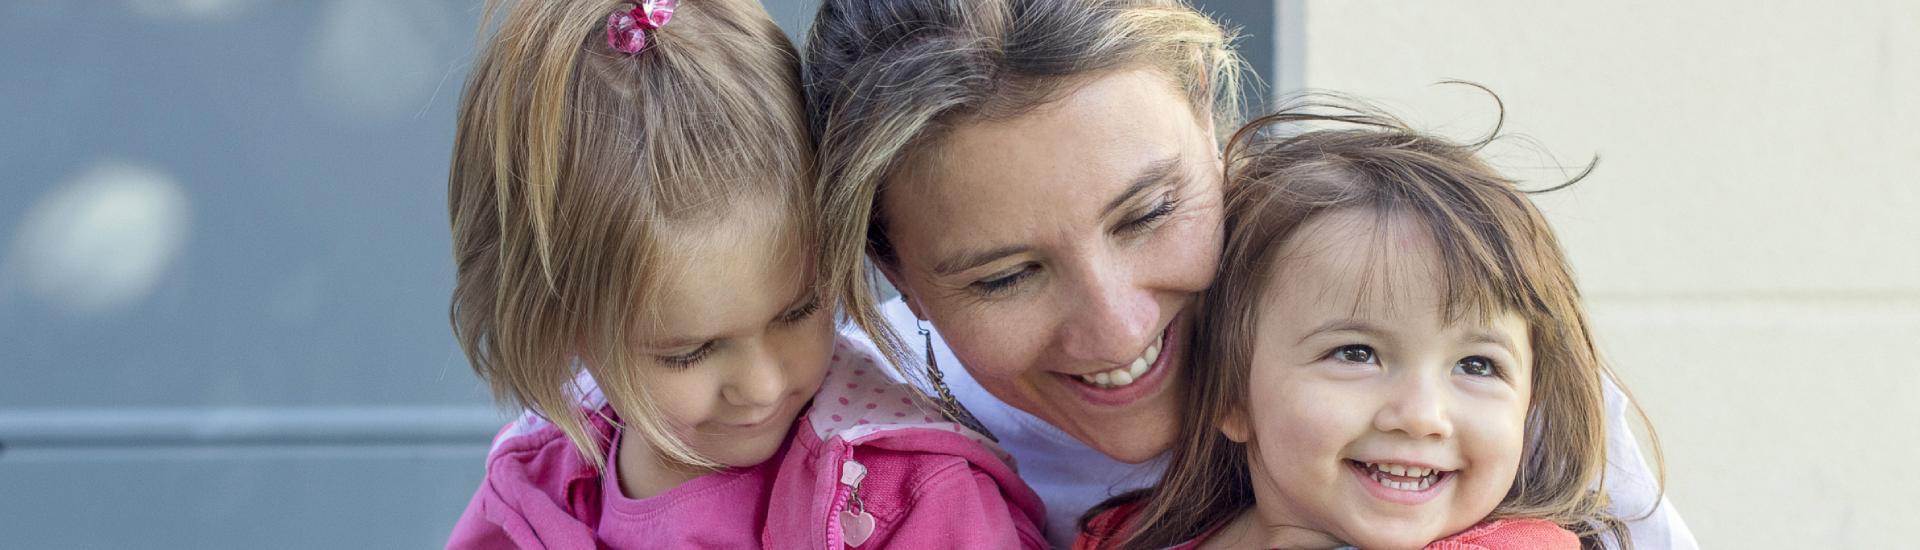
[1110,369,1134,386]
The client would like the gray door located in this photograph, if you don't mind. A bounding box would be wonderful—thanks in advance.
[0,1,1276,547]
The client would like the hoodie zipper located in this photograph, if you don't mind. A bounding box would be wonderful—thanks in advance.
[837,456,874,547]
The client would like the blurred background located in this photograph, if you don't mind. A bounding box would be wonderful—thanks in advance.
[0,0,1910,547]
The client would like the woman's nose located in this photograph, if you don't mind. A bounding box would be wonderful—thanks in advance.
[1056,268,1159,366]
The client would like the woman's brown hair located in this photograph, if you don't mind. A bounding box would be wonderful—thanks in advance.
[1086,93,1662,549]
[802,0,1246,370]
[446,0,811,470]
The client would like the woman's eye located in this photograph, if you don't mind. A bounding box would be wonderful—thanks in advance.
[659,343,714,368]
[1118,194,1179,234]
[1332,344,1377,364]
[1455,356,1499,377]
[970,265,1036,296]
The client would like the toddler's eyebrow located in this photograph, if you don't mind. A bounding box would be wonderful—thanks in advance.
[1296,318,1387,346]
[1463,330,1520,355]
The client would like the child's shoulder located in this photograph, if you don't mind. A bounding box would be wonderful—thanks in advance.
[802,336,1009,460]
[481,400,613,493]
[1427,518,1579,550]
[764,334,1048,548]
[1073,498,1144,550]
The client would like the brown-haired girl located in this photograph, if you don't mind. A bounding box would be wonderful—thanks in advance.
[1077,97,1659,550]
[443,1,1044,547]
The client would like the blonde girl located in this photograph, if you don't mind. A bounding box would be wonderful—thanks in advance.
[443,1,1043,547]
[1079,98,1661,550]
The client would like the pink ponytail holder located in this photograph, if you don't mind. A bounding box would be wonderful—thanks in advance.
[606,0,677,54]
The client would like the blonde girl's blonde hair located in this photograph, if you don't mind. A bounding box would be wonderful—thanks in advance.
[1087,92,1663,549]
[802,0,1247,370]
[447,0,812,470]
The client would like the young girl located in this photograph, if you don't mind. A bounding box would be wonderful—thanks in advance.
[442,1,1045,548]
[1078,99,1656,550]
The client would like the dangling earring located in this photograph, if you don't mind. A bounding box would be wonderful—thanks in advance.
[919,320,997,442]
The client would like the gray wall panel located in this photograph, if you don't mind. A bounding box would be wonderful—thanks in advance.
[1,1,1276,547]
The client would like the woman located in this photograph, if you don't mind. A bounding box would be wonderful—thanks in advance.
[804,0,1695,548]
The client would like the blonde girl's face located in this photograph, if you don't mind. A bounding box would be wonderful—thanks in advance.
[1224,208,1532,550]
[624,200,834,472]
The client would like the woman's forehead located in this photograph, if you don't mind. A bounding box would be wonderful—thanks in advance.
[885,70,1216,262]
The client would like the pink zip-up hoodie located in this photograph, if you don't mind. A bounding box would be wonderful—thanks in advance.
[447,336,1049,549]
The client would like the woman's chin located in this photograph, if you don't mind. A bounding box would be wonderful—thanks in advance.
[1050,383,1182,463]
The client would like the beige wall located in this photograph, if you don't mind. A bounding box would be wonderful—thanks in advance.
[1290,1,1918,546]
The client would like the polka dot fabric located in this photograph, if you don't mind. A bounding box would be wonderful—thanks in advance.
[806,339,1015,467]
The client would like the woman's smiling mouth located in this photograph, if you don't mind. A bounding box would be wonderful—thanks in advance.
[1059,316,1182,408]
[1073,330,1164,388]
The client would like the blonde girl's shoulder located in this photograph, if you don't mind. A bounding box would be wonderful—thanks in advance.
[804,335,1014,467]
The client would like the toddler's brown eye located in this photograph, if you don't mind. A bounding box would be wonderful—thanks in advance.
[1456,356,1498,377]
[1334,345,1376,364]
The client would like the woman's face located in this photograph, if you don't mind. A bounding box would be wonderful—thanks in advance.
[878,69,1224,463]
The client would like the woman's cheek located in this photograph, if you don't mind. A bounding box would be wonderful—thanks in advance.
[1156,214,1225,290]
[940,301,1051,385]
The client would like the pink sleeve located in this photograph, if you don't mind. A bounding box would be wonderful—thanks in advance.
[876,463,1049,549]
[444,482,523,550]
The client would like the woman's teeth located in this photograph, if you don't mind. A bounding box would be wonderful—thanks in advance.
[1360,461,1444,491]
[1077,333,1163,388]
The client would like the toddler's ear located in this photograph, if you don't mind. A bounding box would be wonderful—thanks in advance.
[1218,407,1252,443]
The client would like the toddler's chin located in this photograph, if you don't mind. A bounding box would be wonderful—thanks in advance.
[1342,533,1434,550]
[1336,519,1464,550]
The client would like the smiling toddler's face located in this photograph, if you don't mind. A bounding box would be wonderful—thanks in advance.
[1225,208,1532,549]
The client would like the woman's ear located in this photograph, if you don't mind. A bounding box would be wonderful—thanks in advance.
[873,260,926,320]
[1218,406,1252,443]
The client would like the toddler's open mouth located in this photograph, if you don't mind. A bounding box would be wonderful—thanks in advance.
[1345,459,1454,494]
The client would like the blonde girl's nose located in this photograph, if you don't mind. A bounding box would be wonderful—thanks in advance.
[721,341,787,408]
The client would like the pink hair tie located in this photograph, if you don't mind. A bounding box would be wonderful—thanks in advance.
[606,0,677,54]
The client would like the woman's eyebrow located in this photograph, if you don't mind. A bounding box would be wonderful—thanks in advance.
[934,244,1029,277]
[1103,156,1183,216]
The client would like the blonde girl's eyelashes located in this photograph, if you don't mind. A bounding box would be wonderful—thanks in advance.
[777,296,823,324]
[659,342,715,368]
[1454,355,1501,378]
[1330,344,1378,364]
